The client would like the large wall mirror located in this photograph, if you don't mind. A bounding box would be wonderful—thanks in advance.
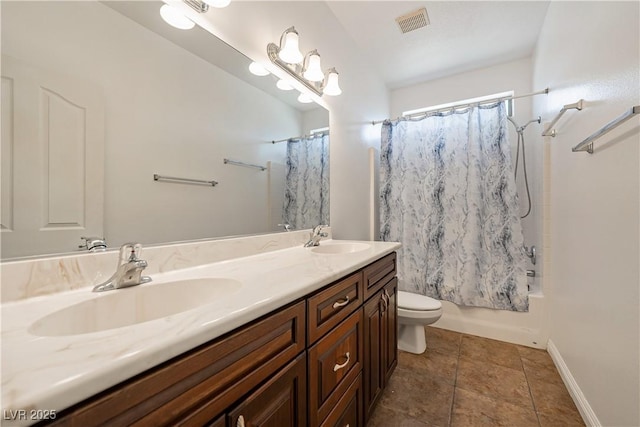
[1,1,329,260]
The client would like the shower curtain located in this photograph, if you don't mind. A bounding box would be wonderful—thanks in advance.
[282,134,329,230]
[380,103,528,312]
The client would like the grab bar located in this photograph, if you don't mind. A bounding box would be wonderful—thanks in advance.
[153,174,218,186]
[542,99,584,137]
[572,105,640,154]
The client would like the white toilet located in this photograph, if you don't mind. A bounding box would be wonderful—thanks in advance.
[397,291,443,354]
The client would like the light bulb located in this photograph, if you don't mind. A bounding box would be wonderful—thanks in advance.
[303,51,324,82]
[249,62,270,76]
[278,28,303,64]
[323,68,342,96]
[297,93,313,104]
[276,80,294,91]
[203,0,231,8]
[159,4,195,30]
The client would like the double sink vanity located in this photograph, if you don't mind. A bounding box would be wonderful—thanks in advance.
[1,232,400,426]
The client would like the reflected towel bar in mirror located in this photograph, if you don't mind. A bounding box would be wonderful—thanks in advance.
[153,174,218,186]
[223,159,266,171]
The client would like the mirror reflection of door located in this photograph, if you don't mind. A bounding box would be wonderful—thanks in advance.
[1,55,104,259]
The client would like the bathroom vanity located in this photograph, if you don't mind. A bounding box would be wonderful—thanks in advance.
[1,236,400,427]
[38,253,397,426]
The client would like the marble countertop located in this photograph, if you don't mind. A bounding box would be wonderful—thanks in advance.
[1,239,400,424]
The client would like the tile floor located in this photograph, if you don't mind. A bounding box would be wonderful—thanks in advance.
[368,326,585,427]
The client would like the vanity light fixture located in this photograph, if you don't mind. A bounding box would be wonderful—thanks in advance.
[302,50,324,82]
[322,68,342,96]
[268,27,342,97]
[277,27,304,64]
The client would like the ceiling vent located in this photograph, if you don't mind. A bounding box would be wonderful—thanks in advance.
[395,7,430,34]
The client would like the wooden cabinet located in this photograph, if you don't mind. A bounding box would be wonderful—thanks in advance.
[308,310,363,426]
[228,353,307,427]
[363,277,398,422]
[43,252,397,427]
[46,302,306,426]
[320,374,363,427]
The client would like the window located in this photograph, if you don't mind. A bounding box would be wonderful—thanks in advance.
[402,91,515,118]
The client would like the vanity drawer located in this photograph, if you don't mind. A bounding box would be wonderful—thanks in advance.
[308,309,363,427]
[47,301,306,427]
[362,252,396,300]
[320,374,363,427]
[308,271,363,344]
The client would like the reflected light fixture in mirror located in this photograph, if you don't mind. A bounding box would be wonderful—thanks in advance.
[159,4,195,30]
[160,0,230,30]
[203,0,230,8]
[249,62,270,76]
[297,93,313,103]
[276,79,294,91]
[267,27,341,97]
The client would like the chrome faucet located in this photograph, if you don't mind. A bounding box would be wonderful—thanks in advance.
[92,243,152,292]
[304,225,328,247]
[79,236,107,252]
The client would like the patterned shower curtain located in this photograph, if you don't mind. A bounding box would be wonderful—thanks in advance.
[282,134,329,230]
[380,102,528,312]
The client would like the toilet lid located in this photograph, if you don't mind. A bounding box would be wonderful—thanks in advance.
[398,291,442,311]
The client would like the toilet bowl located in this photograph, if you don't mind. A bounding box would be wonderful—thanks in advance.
[397,291,443,354]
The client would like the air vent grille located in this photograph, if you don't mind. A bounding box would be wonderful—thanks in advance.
[395,7,430,34]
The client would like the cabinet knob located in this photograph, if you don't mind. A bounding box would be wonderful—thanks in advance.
[332,295,350,309]
[333,352,351,372]
[237,415,245,427]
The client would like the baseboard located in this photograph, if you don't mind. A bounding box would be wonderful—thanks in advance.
[547,339,601,427]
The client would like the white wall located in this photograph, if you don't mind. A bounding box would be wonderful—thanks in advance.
[390,58,548,348]
[187,1,389,240]
[532,2,639,426]
[2,2,301,250]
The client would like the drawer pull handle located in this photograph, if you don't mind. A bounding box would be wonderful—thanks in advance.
[333,352,350,372]
[237,415,245,427]
[332,296,350,309]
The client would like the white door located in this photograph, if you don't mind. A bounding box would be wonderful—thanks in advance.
[1,55,104,259]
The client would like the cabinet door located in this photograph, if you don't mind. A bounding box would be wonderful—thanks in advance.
[382,278,398,384]
[228,353,307,427]
[363,292,385,421]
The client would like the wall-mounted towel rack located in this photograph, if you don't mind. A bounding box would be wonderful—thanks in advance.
[542,99,584,137]
[153,174,218,186]
[223,158,266,171]
[572,105,640,154]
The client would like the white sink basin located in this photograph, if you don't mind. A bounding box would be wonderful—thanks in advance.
[29,278,242,337]
[311,242,371,255]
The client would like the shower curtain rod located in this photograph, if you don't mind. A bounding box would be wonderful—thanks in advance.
[271,130,329,144]
[371,88,550,125]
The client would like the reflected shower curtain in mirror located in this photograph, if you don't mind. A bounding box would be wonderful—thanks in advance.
[380,103,528,311]
[282,134,329,230]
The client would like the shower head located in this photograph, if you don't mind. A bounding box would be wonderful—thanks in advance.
[520,116,542,131]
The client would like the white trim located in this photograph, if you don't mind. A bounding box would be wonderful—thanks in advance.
[547,339,601,427]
